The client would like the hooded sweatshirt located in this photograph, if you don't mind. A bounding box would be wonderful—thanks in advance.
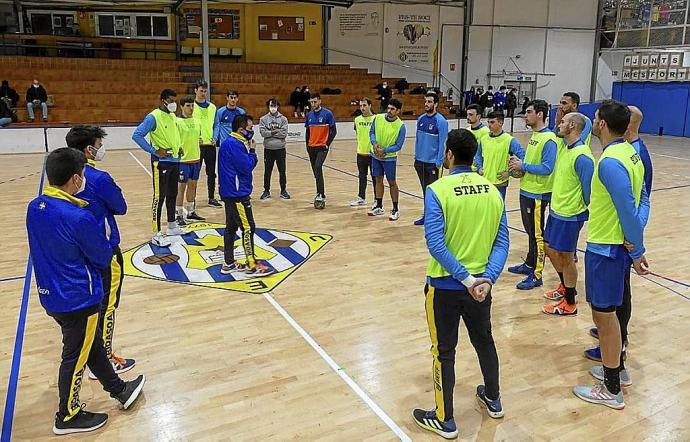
[259,111,289,150]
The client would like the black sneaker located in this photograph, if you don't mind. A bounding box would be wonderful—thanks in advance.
[111,374,146,410]
[208,198,223,208]
[53,407,108,435]
[412,408,458,439]
[475,385,504,418]
[187,211,206,221]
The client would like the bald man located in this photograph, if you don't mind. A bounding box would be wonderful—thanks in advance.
[584,105,653,389]
[542,113,594,316]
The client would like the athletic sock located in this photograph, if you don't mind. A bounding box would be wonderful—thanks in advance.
[185,202,194,214]
[167,221,176,231]
[176,206,183,216]
[565,286,576,305]
[558,272,564,286]
[376,198,383,209]
[393,201,399,211]
[603,365,621,395]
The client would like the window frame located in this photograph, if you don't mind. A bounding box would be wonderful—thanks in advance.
[95,12,171,40]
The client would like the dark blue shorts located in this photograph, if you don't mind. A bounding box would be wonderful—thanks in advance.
[544,215,584,253]
[179,162,201,183]
[585,247,630,310]
[371,157,397,180]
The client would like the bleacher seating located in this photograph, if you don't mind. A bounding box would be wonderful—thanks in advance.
[0,55,449,125]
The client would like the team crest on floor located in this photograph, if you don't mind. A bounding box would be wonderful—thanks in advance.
[122,223,332,294]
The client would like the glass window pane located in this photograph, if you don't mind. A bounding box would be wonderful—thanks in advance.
[619,0,652,29]
[152,16,168,37]
[98,15,114,36]
[617,29,650,47]
[136,16,152,36]
[649,27,684,45]
[602,1,619,32]
[652,9,686,26]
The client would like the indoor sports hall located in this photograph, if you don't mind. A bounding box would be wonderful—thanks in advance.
[1,0,689,440]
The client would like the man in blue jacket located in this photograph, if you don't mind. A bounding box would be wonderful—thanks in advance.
[218,114,273,277]
[27,148,145,435]
[413,92,448,226]
[66,125,136,378]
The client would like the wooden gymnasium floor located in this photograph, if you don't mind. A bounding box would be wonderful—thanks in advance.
[1,132,689,441]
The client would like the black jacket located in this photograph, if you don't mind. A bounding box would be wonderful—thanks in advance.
[26,85,48,103]
[0,85,19,107]
[506,92,517,110]
[0,99,12,119]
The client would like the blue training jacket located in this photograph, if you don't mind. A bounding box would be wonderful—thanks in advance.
[77,160,127,248]
[214,106,246,145]
[218,132,258,199]
[414,112,449,166]
[27,187,113,313]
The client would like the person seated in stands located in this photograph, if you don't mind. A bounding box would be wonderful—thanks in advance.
[290,86,303,118]
[1,80,19,108]
[395,79,409,95]
[299,85,311,117]
[377,81,392,112]
[0,98,13,127]
[26,79,48,122]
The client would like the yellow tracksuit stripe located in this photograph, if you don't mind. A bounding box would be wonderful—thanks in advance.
[151,161,160,233]
[102,254,121,357]
[534,200,545,279]
[235,202,256,268]
[65,313,98,421]
[424,286,446,421]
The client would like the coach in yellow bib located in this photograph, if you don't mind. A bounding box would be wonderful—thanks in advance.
[507,99,558,290]
[132,88,184,247]
[412,129,509,439]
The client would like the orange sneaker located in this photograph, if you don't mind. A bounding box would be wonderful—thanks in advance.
[542,298,577,316]
[543,283,565,301]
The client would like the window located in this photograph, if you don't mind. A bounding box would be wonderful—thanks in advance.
[96,13,170,39]
[27,10,78,36]
[604,0,690,48]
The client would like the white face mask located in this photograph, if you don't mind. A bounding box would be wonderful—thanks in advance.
[269,106,278,114]
[93,145,106,161]
[166,101,177,113]
[76,174,86,193]
[33,84,39,88]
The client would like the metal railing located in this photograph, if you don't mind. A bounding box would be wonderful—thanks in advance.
[0,33,177,60]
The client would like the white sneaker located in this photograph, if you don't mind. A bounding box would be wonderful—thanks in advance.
[368,207,385,216]
[151,232,171,247]
[167,226,185,236]
[589,365,633,387]
[350,197,367,207]
[389,209,400,221]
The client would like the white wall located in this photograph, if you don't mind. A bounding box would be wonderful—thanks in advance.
[467,0,598,104]
[0,120,466,154]
[596,51,625,100]
[327,3,463,93]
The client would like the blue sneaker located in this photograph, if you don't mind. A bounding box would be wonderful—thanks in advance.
[280,190,291,200]
[260,191,271,200]
[508,262,533,275]
[476,385,504,418]
[584,345,626,362]
[412,408,458,439]
[584,346,602,362]
[413,217,425,226]
[516,273,542,290]
[590,327,599,339]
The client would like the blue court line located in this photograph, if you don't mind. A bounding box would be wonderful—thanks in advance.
[1,158,46,442]
[0,276,23,283]
[287,152,690,302]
